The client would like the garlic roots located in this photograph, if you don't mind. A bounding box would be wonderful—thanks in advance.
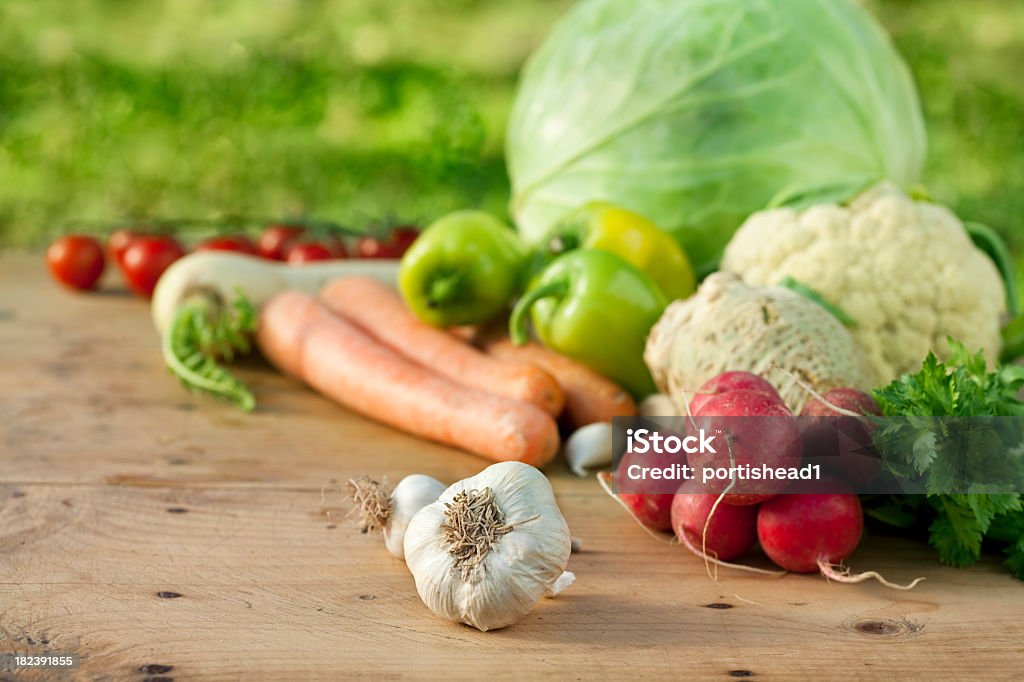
[348,474,446,560]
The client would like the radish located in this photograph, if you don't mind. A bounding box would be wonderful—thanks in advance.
[671,480,756,561]
[611,447,674,531]
[756,480,862,573]
[687,370,782,415]
[688,389,803,505]
[800,387,882,487]
[618,492,675,531]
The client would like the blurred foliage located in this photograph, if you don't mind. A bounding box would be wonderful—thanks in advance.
[0,0,1021,274]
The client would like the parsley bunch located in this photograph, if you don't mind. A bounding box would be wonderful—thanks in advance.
[870,340,1024,578]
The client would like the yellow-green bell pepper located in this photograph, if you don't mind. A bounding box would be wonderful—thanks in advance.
[537,202,696,300]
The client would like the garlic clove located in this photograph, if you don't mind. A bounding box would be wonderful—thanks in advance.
[565,422,614,477]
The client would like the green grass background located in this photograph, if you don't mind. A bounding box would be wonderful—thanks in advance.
[1,0,1021,270]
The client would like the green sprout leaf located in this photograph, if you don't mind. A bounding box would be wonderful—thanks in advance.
[162,290,257,411]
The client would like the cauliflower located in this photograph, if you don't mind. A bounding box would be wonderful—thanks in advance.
[644,272,877,414]
[721,182,1005,384]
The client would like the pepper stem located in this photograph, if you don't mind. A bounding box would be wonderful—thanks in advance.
[509,280,568,346]
[426,272,464,309]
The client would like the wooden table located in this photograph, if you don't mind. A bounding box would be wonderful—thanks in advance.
[1,252,1022,681]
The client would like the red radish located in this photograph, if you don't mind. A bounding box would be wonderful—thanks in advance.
[612,448,674,531]
[671,480,756,561]
[756,480,863,573]
[688,389,802,505]
[800,387,881,487]
[688,371,782,415]
[618,492,674,531]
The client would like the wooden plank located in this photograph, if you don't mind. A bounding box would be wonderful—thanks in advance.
[3,482,1022,681]
[2,252,1024,680]
[0,252,488,489]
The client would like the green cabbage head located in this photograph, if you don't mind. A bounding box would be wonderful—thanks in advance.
[507,0,926,273]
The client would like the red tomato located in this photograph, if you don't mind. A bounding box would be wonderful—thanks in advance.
[46,235,106,290]
[108,228,144,267]
[323,236,349,259]
[286,241,333,264]
[357,226,420,259]
[195,234,258,255]
[120,236,186,298]
[258,224,305,260]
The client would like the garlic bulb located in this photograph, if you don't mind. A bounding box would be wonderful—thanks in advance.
[403,461,572,631]
[348,474,446,560]
[384,475,447,559]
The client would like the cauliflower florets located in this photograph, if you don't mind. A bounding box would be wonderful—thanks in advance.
[722,182,1005,384]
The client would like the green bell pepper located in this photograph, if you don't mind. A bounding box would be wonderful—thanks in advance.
[510,249,667,398]
[536,202,696,300]
[399,210,527,327]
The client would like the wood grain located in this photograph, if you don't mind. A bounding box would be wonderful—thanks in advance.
[1,252,1023,681]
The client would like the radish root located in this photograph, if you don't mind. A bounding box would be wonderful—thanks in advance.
[596,472,674,545]
[699,431,739,582]
[769,365,866,419]
[690,431,786,579]
[680,532,787,577]
[817,560,925,590]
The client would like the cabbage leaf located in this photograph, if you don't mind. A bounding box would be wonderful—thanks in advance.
[507,0,927,273]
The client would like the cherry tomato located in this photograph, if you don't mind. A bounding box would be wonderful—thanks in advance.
[120,236,186,298]
[46,235,106,290]
[258,224,305,260]
[357,226,420,259]
[322,236,349,259]
[286,241,333,264]
[195,234,258,255]
[108,228,145,267]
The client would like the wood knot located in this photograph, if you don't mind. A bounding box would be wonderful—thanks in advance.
[847,618,924,638]
[156,591,183,599]
[166,507,189,514]
[728,671,754,677]
[139,664,174,673]
[705,603,733,610]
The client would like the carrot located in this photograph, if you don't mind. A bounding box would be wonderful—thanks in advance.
[318,277,565,416]
[476,326,637,427]
[258,290,559,466]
